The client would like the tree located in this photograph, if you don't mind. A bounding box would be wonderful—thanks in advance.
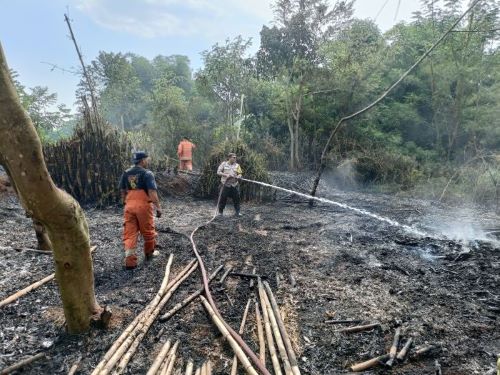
[196,36,253,130]
[0,43,100,333]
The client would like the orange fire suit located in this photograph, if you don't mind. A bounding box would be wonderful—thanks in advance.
[177,140,196,171]
[119,166,158,268]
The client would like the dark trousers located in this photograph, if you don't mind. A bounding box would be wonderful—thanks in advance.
[218,185,240,214]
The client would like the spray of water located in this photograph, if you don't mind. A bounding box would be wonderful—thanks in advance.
[242,178,428,237]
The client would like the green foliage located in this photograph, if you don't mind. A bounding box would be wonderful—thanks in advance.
[195,141,271,201]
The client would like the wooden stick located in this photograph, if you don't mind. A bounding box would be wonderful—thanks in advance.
[184,360,194,375]
[255,301,266,365]
[0,246,52,254]
[159,265,224,322]
[260,282,292,374]
[231,299,252,375]
[257,279,282,375]
[146,340,171,375]
[160,340,179,375]
[386,327,401,367]
[324,319,363,324]
[414,344,437,357]
[206,360,212,375]
[350,354,390,372]
[92,255,175,375]
[396,338,413,361]
[337,322,380,333]
[199,296,258,375]
[68,356,82,375]
[0,352,46,375]
[229,272,266,280]
[111,263,197,375]
[0,246,97,309]
[200,362,207,375]
[219,266,233,285]
[194,367,201,375]
[263,281,300,375]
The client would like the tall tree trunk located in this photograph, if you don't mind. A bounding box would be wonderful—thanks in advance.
[0,43,100,333]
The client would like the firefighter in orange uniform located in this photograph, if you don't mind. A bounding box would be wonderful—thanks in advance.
[177,136,196,171]
[119,151,162,270]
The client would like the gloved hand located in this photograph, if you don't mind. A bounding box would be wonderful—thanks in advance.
[156,209,162,218]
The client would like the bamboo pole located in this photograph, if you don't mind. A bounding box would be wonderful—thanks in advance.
[146,340,171,375]
[160,340,179,375]
[255,301,266,365]
[337,323,380,333]
[159,265,224,322]
[184,360,194,375]
[263,281,300,375]
[200,362,207,375]
[205,360,212,375]
[194,367,201,375]
[199,296,258,375]
[386,327,401,366]
[260,282,292,374]
[0,246,97,309]
[257,279,282,375]
[92,255,174,375]
[68,356,82,375]
[396,338,413,361]
[0,353,45,375]
[230,299,252,375]
[350,354,390,372]
[110,263,198,375]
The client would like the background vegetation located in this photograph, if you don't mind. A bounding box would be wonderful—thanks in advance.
[13,0,500,209]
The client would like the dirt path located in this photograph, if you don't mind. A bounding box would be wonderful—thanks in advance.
[0,177,498,374]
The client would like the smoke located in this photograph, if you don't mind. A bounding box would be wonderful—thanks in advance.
[423,208,500,246]
[322,159,360,191]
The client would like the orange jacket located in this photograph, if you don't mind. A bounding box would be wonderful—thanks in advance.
[177,140,196,161]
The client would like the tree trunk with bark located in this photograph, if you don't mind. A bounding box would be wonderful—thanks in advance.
[0,43,99,333]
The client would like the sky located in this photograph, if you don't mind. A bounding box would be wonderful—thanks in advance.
[1,0,425,111]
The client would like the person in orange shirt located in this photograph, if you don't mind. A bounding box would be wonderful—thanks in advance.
[177,136,196,171]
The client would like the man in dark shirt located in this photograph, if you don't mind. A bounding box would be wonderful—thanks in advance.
[119,151,162,269]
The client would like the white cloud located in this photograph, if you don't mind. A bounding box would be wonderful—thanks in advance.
[75,0,274,39]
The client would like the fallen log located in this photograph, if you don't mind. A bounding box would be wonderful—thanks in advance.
[386,327,401,367]
[337,322,380,334]
[0,245,97,309]
[159,265,223,322]
[0,352,46,375]
[231,299,252,375]
[263,281,300,375]
[199,296,258,375]
[350,354,390,372]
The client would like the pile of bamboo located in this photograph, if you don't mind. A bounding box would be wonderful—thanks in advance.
[44,105,131,206]
[91,256,198,375]
[199,277,301,375]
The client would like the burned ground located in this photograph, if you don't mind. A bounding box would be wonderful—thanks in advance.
[0,173,499,374]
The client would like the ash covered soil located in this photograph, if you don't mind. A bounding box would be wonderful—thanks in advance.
[0,172,499,374]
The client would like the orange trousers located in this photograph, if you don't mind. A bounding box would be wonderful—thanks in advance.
[179,160,193,171]
[123,190,156,267]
